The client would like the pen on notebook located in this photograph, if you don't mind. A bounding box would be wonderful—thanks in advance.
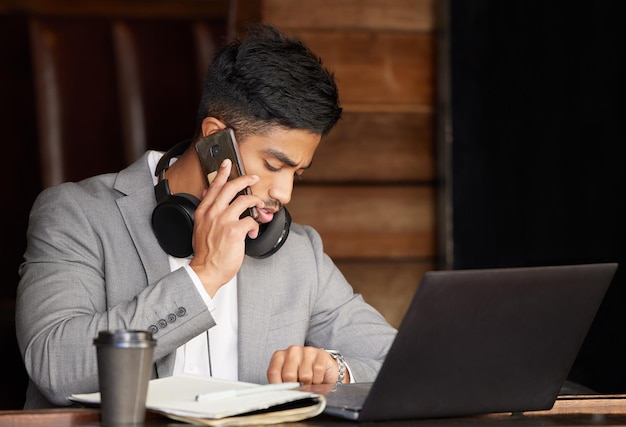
[195,382,301,402]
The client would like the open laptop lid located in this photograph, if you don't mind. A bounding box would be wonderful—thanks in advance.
[326,263,617,422]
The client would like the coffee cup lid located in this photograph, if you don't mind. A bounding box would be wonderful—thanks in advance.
[94,329,156,348]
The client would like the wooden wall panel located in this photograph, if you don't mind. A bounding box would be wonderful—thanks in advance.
[337,260,433,328]
[289,186,435,259]
[262,0,434,32]
[293,31,434,109]
[310,111,434,183]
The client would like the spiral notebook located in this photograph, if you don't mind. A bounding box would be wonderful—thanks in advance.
[324,263,617,422]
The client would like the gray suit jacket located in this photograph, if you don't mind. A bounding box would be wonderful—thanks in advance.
[16,151,397,408]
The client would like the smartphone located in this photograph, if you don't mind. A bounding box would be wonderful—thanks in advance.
[195,128,259,220]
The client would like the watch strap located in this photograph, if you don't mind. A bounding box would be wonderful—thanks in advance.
[325,349,346,385]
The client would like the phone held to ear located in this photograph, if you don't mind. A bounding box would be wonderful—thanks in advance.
[195,128,258,220]
[195,128,291,259]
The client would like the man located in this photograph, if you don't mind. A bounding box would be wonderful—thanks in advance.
[16,23,397,408]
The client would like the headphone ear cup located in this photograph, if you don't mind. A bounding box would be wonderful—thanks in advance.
[245,207,291,258]
[151,193,200,258]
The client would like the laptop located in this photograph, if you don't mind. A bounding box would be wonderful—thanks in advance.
[323,263,618,422]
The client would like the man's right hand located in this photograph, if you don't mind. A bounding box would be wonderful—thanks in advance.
[189,158,264,297]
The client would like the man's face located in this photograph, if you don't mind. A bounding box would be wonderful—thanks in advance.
[238,127,321,224]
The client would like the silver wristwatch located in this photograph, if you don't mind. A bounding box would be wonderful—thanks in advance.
[325,350,346,385]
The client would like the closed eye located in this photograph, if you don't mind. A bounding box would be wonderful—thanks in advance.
[262,148,312,179]
[265,161,281,172]
[265,161,306,180]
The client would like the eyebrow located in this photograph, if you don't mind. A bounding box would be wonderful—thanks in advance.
[264,148,313,169]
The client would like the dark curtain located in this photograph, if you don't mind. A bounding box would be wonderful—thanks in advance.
[450,0,626,392]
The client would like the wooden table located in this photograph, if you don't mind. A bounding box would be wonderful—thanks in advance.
[2,395,626,426]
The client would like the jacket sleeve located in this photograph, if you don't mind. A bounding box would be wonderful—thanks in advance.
[16,183,213,406]
[301,225,398,382]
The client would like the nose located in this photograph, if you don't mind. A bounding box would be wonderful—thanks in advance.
[268,173,294,206]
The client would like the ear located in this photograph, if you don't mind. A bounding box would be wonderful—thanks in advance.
[201,117,227,137]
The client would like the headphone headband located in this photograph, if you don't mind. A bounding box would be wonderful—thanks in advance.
[155,139,192,178]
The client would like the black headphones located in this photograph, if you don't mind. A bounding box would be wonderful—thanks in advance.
[151,140,291,259]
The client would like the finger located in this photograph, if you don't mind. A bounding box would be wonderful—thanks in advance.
[279,346,302,383]
[226,193,264,226]
[201,159,258,205]
[207,158,232,187]
[208,158,259,198]
[267,350,286,383]
[312,350,332,384]
[295,348,319,385]
[198,175,261,222]
[243,215,261,239]
[268,346,306,383]
[295,347,333,385]
[212,176,261,212]
[195,159,232,215]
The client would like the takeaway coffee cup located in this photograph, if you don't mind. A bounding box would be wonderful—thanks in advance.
[94,330,156,425]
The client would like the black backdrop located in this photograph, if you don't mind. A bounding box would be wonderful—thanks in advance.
[449,0,626,392]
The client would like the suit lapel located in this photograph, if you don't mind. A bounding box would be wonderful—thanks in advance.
[114,152,172,287]
[113,152,175,377]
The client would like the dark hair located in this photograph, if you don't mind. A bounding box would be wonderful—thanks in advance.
[195,23,342,140]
